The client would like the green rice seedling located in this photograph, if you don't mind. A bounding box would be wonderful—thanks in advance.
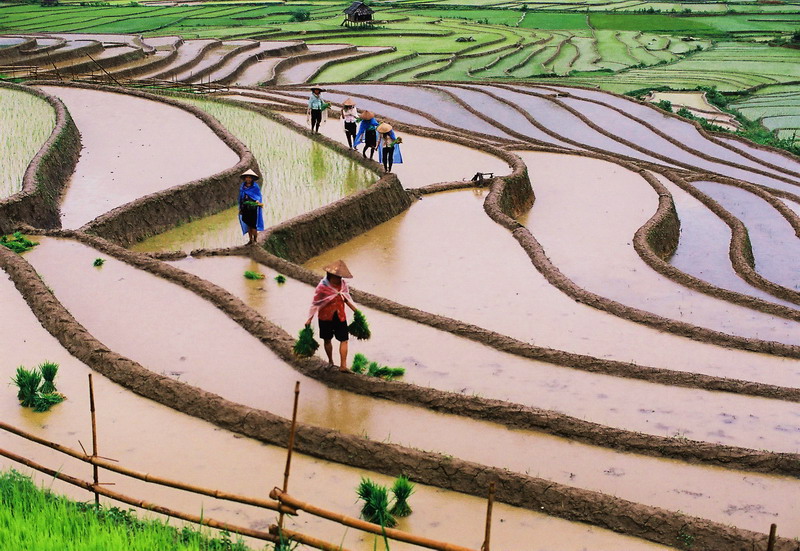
[274,274,287,284]
[366,361,382,377]
[375,366,406,381]
[32,393,65,413]
[273,531,299,551]
[351,353,368,374]
[356,477,397,528]
[348,310,371,340]
[390,476,414,517]
[293,326,319,357]
[12,366,41,408]
[38,361,59,394]
[244,270,265,280]
[0,232,38,254]
[93,258,105,267]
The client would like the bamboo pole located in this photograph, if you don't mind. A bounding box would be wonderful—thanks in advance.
[278,380,301,531]
[270,525,354,551]
[270,488,479,551]
[0,420,294,514]
[0,446,287,546]
[767,523,777,551]
[481,483,495,551]
[88,374,100,505]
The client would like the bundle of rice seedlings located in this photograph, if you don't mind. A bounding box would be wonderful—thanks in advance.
[357,478,397,528]
[93,258,105,267]
[12,366,41,408]
[32,393,65,413]
[351,353,368,374]
[375,366,405,381]
[348,310,371,340]
[274,274,287,284]
[38,361,59,394]
[1,232,38,254]
[244,270,265,280]
[390,476,414,517]
[293,326,319,357]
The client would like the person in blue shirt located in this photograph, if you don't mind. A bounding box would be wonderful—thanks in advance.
[354,110,379,160]
[308,87,327,134]
[238,169,264,244]
[377,122,403,173]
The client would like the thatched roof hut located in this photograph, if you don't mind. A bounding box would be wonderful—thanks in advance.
[343,1,374,26]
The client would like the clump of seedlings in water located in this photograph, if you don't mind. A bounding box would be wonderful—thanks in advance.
[357,476,415,528]
[352,353,405,380]
[274,274,287,284]
[11,362,65,412]
[0,232,38,254]
[348,310,371,340]
[293,326,319,357]
[390,476,414,517]
[243,270,265,280]
[93,258,105,267]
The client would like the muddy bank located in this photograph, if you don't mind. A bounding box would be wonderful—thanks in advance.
[32,83,247,239]
[0,82,80,234]
[0,243,791,551]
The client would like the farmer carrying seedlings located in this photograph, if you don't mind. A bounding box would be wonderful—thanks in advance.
[354,110,379,160]
[307,87,328,134]
[305,260,357,373]
[341,97,359,150]
[377,122,403,173]
[238,169,264,244]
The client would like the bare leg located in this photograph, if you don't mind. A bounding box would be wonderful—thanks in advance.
[323,339,334,365]
[248,228,258,243]
[339,340,349,372]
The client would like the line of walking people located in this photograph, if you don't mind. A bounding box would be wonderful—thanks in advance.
[308,86,403,173]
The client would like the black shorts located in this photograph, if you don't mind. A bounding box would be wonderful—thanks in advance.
[319,313,349,342]
[240,205,258,229]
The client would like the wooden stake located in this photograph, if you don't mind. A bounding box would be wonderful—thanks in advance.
[278,381,301,531]
[767,523,777,551]
[88,374,100,505]
[481,482,495,551]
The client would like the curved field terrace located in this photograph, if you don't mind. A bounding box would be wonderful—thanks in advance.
[1,79,799,551]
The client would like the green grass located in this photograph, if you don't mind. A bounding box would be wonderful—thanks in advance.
[0,470,253,550]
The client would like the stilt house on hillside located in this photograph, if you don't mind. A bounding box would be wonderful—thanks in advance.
[342,1,374,26]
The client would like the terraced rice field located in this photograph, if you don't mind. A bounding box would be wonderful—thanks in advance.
[2,79,800,550]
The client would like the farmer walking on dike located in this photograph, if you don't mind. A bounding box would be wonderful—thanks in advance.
[308,86,329,134]
[354,110,379,160]
[377,122,403,173]
[305,260,357,373]
[341,97,359,150]
[238,169,264,245]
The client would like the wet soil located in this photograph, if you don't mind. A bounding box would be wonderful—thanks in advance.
[0,271,668,551]
[174,254,800,455]
[20,235,800,536]
[38,86,239,229]
[518,151,800,344]
[304,189,800,389]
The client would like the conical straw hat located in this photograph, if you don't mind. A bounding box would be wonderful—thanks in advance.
[360,110,375,120]
[241,169,260,179]
[323,260,353,278]
[342,97,356,106]
[377,122,392,133]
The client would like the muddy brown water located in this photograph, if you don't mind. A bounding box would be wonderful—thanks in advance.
[131,100,376,253]
[0,271,668,551]
[37,86,239,229]
[518,151,800,344]
[694,181,800,293]
[659,173,798,308]
[173,254,800,455]
[305,189,800,389]
[21,236,800,535]
[281,112,511,188]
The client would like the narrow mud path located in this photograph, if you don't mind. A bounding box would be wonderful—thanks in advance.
[20,236,800,536]
[38,86,239,229]
[519,151,800,344]
[305,189,800,388]
[0,270,658,551]
[174,254,800,455]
